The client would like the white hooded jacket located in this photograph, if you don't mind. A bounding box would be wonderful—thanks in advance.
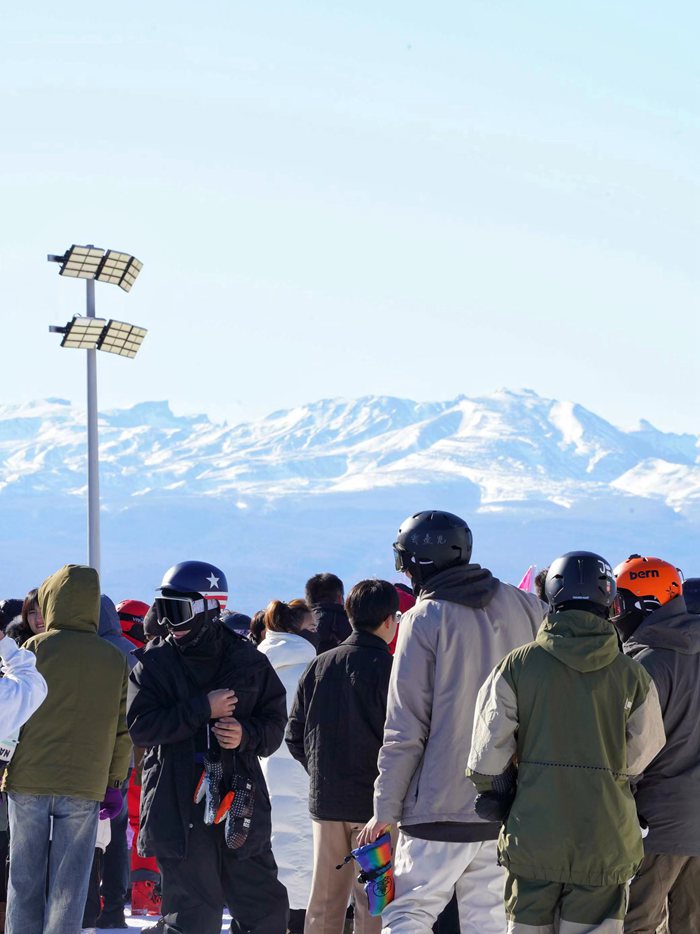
[258,630,316,909]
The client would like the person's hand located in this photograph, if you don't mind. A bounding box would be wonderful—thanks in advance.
[212,716,244,750]
[357,817,390,847]
[0,630,5,642]
[100,786,124,821]
[207,689,237,719]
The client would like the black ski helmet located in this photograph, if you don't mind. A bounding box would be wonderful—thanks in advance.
[394,511,473,587]
[157,560,228,609]
[545,551,616,610]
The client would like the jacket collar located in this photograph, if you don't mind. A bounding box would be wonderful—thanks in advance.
[419,563,499,609]
[625,596,700,655]
[343,629,390,653]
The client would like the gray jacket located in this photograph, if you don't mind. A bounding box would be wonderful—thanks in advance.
[624,595,700,855]
[373,565,545,833]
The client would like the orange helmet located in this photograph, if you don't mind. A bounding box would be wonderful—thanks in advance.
[611,555,682,621]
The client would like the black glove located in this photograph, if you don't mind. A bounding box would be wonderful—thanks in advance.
[474,761,517,823]
[474,789,515,822]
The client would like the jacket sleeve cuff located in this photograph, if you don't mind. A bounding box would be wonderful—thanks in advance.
[237,722,249,753]
[0,637,19,662]
[374,804,399,825]
[192,692,211,725]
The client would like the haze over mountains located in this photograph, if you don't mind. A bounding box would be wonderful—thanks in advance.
[2,390,698,611]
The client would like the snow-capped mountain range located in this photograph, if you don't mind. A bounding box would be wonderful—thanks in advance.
[2,390,698,611]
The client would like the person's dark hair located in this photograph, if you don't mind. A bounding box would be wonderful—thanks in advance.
[21,588,40,629]
[305,573,344,606]
[0,598,23,631]
[249,610,266,645]
[345,579,399,632]
[264,599,310,634]
[534,568,548,602]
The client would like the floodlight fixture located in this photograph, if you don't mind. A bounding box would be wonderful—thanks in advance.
[53,245,106,280]
[95,251,143,292]
[48,244,143,292]
[97,319,148,358]
[56,316,108,350]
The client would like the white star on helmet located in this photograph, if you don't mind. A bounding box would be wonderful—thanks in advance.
[206,572,220,589]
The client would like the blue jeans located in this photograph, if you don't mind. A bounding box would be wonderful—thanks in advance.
[6,792,99,934]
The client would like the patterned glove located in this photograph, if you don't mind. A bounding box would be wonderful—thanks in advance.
[193,754,224,825]
[221,775,256,850]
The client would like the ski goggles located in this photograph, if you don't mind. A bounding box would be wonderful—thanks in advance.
[155,596,208,630]
[610,588,658,622]
[393,544,410,573]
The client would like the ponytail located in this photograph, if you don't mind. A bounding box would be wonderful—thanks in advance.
[263,599,310,634]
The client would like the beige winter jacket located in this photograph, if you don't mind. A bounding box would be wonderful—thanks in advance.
[373,565,545,828]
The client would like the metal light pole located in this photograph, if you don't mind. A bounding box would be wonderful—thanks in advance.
[48,244,146,576]
[85,272,101,573]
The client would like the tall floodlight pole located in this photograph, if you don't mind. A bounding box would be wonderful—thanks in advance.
[48,244,146,575]
[85,273,101,573]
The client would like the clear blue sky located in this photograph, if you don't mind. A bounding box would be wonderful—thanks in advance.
[2,1,698,432]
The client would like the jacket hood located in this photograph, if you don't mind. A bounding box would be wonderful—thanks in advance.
[624,596,700,655]
[39,564,100,634]
[98,593,138,666]
[419,563,499,609]
[258,630,316,670]
[98,594,121,637]
[536,609,620,672]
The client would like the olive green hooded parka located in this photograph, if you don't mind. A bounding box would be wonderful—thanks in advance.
[467,609,666,885]
[4,565,131,801]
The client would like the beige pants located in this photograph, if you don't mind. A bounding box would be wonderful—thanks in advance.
[304,819,383,934]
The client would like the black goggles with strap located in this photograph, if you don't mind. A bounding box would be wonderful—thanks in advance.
[155,596,205,630]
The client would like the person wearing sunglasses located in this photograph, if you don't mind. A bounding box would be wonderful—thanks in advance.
[127,560,289,934]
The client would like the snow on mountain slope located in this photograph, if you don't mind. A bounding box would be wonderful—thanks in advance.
[1,389,698,608]
[2,389,697,505]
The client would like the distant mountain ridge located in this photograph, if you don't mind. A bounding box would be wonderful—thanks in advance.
[1,389,698,509]
[1,390,698,609]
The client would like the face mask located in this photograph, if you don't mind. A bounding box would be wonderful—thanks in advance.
[167,610,209,650]
[155,595,219,651]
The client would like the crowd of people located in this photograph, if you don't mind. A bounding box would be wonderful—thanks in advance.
[0,508,699,934]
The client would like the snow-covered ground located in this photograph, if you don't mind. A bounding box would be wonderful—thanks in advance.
[92,909,231,932]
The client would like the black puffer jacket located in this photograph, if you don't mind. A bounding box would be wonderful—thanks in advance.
[310,601,351,654]
[127,627,286,861]
[285,630,391,823]
[623,596,700,855]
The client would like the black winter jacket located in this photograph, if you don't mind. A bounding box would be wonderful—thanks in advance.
[127,628,286,861]
[285,630,391,822]
[624,596,700,855]
[310,602,352,655]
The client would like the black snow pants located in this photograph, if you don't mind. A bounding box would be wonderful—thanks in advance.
[159,810,288,934]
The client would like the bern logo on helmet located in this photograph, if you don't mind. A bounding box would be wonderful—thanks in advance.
[206,572,220,589]
[629,569,660,581]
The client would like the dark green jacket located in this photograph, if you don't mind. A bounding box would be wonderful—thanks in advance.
[467,610,666,885]
[4,565,131,801]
